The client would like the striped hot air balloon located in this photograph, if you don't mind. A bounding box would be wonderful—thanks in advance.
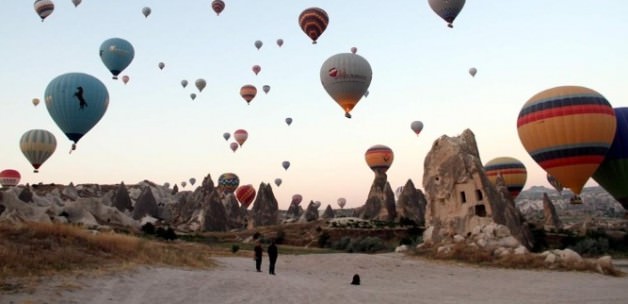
[20,129,57,173]
[236,184,256,208]
[320,53,372,118]
[592,107,628,209]
[298,7,329,44]
[483,157,527,199]
[517,86,616,202]
[0,169,21,187]
[34,0,54,22]
[233,129,248,146]
[240,85,257,105]
[211,0,225,16]
[365,145,394,175]
[218,173,240,194]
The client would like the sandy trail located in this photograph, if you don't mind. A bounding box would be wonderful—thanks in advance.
[3,253,626,304]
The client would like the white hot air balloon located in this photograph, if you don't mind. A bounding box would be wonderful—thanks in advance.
[320,53,372,118]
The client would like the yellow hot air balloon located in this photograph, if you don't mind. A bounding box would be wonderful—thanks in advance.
[320,53,372,118]
[517,86,616,203]
[365,144,394,175]
[483,157,527,199]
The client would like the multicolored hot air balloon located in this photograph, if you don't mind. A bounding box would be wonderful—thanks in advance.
[285,117,293,126]
[240,84,257,105]
[99,38,135,80]
[365,145,393,175]
[181,80,188,88]
[337,197,346,209]
[547,173,564,194]
[158,62,165,70]
[592,107,628,209]
[218,173,240,194]
[254,40,263,50]
[263,85,270,94]
[230,142,239,152]
[282,161,290,171]
[223,132,230,141]
[320,53,372,118]
[517,86,616,204]
[291,194,303,206]
[274,178,282,187]
[252,65,261,76]
[299,7,329,44]
[20,129,57,173]
[34,0,54,22]
[236,184,256,208]
[32,98,40,106]
[234,129,248,146]
[195,79,206,92]
[410,121,424,136]
[483,157,527,199]
[428,0,466,28]
[211,0,225,16]
[469,67,477,77]
[45,72,109,151]
[276,39,284,47]
[0,169,21,187]
[142,7,151,18]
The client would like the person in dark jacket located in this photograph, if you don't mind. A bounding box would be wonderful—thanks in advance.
[254,240,263,272]
[267,239,278,275]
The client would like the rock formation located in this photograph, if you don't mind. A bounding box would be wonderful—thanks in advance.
[543,193,563,230]
[112,182,133,212]
[286,203,303,219]
[18,186,33,203]
[223,194,245,230]
[61,183,79,201]
[251,183,279,227]
[200,189,227,231]
[301,201,320,222]
[357,173,396,221]
[132,186,159,220]
[395,179,426,226]
[322,204,335,219]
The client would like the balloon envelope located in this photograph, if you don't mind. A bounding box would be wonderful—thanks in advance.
[484,157,527,199]
[218,173,240,194]
[211,0,225,16]
[189,177,196,186]
[181,80,188,88]
[0,169,21,187]
[276,39,284,47]
[190,93,197,100]
[158,62,165,70]
[20,129,56,173]
[298,7,329,44]
[234,129,248,146]
[428,0,466,28]
[72,0,81,8]
[195,79,206,92]
[320,53,372,118]
[337,197,346,208]
[282,161,290,170]
[254,40,263,50]
[223,132,230,141]
[32,98,40,106]
[99,38,135,79]
[142,7,151,18]
[263,85,270,94]
[252,65,261,75]
[469,67,477,77]
[34,0,54,21]
[410,121,424,136]
[121,75,129,84]
[291,194,303,206]
[365,144,394,175]
[236,184,256,208]
[274,178,282,187]
[240,85,257,104]
[350,47,357,54]
[230,142,239,152]
[45,72,109,146]
[517,86,616,195]
[285,117,293,126]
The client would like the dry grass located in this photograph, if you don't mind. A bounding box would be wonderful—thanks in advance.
[0,222,220,291]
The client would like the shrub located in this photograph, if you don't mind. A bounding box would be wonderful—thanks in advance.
[349,236,387,253]
[252,231,261,240]
[275,229,286,244]
[569,237,609,257]
[318,231,330,248]
[141,222,156,235]
[231,244,240,254]
[331,236,351,251]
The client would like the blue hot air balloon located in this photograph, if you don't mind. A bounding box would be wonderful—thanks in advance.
[99,38,135,80]
[45,72,109,151]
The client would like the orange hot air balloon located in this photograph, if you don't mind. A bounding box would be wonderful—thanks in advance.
[517,86,616,202]
[211,0,225,16]
[236,184,256,208]
[233,129,248,146]
[252,65,261,76]
[483,157,527,199]
[298,7,329,44]
[240,84,257,105]
[365,144,394,175]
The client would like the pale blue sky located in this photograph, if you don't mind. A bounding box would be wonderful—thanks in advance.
[1,1,627,209]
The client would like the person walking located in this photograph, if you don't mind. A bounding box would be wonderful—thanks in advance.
[254,240,263,272]
[267,239,278,275]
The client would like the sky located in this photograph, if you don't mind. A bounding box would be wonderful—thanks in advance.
[1,1,628,209]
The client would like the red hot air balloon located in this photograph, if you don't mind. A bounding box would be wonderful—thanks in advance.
[483,157,527,199]
[229,142,239,152]
[365,145,394,175]
[236,184,256,208]
[298,7,329,44]
[234,129,248,146]
[0,169,21,187]
[211,0,225,16]
[252,65,261,76]
[240,85,257,105]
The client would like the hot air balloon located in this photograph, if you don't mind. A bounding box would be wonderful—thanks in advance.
[190,93,197,100]
[252,65,261,76]
[320,53,372,118]
[181,181,187,188]
[236,184,256,208]
[274,178,282,187]
[410,121,424,136]
[158,62,165,70]
[365,144,394,175]
[32,98,40,106]
[592,107,628,209]
[240,84,257,105]
[282,161,290,171]
[517,86,616,204]
[223,132,230,141]
[337,197,346,209]
[0,169,21,188]
[230,142,239,152]
[218,173,240,194]
[189,177,196,186]
[195,79,206,92]
[276,39,284,47]
[181,80,188,88]
[469,67,477,77]
[20,129,57,173]
[263,85,271,94]
[72,0,81,8]
[364,90,370,98]
[121,75,130,85]
[350,47,357,54]
[483,157,527,199]
[99,38,135,80]
[34,0,54,22]
[285,117,293,126]
[45,72,109,151]
[234,129,248,146]
[291,194,303,206]
[298,7,329,44]
[428,0,466,28]
[211,0,225,16]
[142,7,151,18]
[547,173,564,194]
[254,40,263,50]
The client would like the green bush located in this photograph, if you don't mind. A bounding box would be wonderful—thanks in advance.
[331,236,352,251]
[275,229,286,244]
[349,236,387,253]
[569,237,609,256]
[318,231,330,248]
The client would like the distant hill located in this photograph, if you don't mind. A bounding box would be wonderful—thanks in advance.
[515,186,625,218]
